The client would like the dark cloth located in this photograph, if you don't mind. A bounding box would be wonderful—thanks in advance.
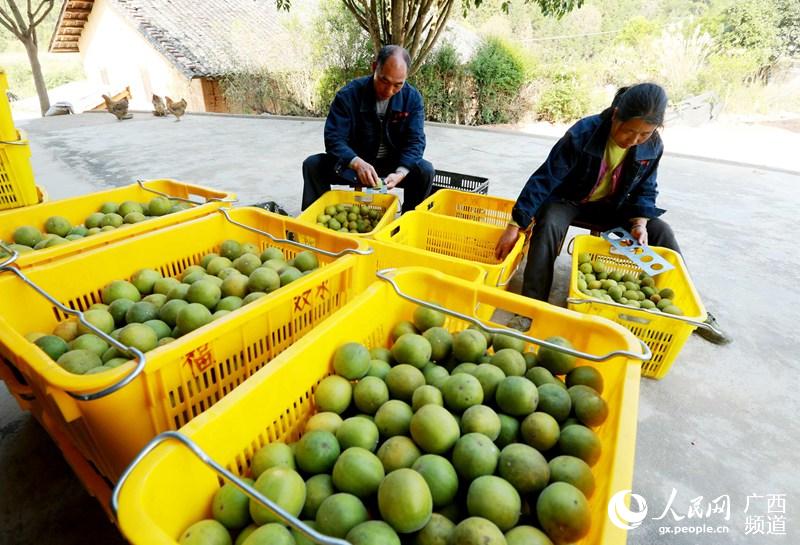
[521,200,681,301]
[302,153,434,213]
[323,75,427,173]
[511,112,665,230]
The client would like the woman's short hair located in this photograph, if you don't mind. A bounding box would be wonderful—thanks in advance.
[609,83,668,126]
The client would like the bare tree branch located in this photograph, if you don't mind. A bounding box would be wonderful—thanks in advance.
[31,0,54,28]
[6,0,30,34]
[0,8,22,37]
[391,0,403,44]
[408,8,435,60]
[342,0,369,28]
[366,0,383,52]
[31,0,49,19]
[405,0,435,39]
[3,0,56,115]
[415,0,453,71]
[402,0,419,34]
[379,0,390,44]
[335,0,581,69]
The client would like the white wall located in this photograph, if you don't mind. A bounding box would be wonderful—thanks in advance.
[78,0,205,112]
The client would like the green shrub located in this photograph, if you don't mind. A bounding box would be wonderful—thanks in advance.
[220,69,313,116]
[614,16,659,48]
[469,38,528,124]
[310,0,372,113]
[698,51,763,93]
[314,66,370,115]
[412,42,474,124]
[0,52,84,99]
[536,70,590,123]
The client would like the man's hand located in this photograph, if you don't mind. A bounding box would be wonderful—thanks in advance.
[631,224,648,245]
[352,157,380,188]
[384,172,405,189]
[495,224,521,260]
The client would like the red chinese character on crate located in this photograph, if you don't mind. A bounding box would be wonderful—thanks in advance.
[294,289,312,311]
[184,343,214,375]
[316,280,330,299]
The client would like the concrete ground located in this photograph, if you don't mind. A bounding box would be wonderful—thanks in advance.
[2,112,798,544]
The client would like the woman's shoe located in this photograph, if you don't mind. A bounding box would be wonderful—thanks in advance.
[694,312,732,345]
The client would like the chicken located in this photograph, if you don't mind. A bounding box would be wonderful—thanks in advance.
[102,94,132,120]
[152,94,168,116]
[166,96,187,121]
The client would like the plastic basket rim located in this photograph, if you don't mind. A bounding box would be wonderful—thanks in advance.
[0,179,237,267]
[372,210,525,275]
[295,189,400,237]
[116,266,643,545]
[0,207,368,393]
[567,234,707,321]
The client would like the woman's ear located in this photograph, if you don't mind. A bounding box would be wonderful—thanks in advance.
[611,107,618,122]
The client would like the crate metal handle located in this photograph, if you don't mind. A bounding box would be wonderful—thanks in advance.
[377,268,651,362]
[111,431,350,545]
[218,207,373,258]
[0,240,19,269]
[0,243,147,401]
[495,232,527,287]
[136,179,238,204]
[566,296,721,335]
[567,235,577,256]
[495,252,524,288]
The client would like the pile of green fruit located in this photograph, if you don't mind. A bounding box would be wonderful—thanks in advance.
[26,239,320,375]
[179,306,609,545]
[575,253,684,315]
[316,203,384,234]
[2,197,193,257]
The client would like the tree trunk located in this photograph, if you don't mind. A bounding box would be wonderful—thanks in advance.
[22,36,50,116]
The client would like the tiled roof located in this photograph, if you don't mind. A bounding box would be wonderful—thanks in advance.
[51,0,292,78]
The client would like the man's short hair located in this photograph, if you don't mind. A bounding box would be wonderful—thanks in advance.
[375,45,412,72]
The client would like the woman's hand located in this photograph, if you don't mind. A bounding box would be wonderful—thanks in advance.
[631,224,648,245]
[495,224,521,260]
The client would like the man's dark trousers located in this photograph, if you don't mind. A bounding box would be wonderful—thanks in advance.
[521,200,682,301]
[302,153,434,213]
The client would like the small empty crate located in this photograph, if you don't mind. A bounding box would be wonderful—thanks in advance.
[432,169,489,194]
[416,188,514,228]
[373,211,525,288]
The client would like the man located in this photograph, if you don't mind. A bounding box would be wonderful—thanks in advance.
[302,45,434,213]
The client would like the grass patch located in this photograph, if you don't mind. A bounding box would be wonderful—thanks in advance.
[0,52,85,99]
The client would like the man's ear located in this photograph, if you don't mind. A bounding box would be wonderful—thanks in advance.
[371,61,378,74]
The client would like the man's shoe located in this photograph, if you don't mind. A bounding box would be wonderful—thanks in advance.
[507,314,532,332]
[694,312,732,345]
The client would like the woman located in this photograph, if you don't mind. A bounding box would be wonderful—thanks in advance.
[495,83,728,344]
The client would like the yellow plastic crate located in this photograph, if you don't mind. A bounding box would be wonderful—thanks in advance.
[567,235,707,379]
[416,188,515,227]
[373,211,526,288]
[0,70,17,140]
[0,132,37,210]
[0,179,236,269]
[0,207,371,482]
[296,190,399,237]
[368,238,492,320]
[114,267,643,545]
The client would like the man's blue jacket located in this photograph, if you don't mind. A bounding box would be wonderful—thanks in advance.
[324,76,426,173]
[511,112,666,229]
